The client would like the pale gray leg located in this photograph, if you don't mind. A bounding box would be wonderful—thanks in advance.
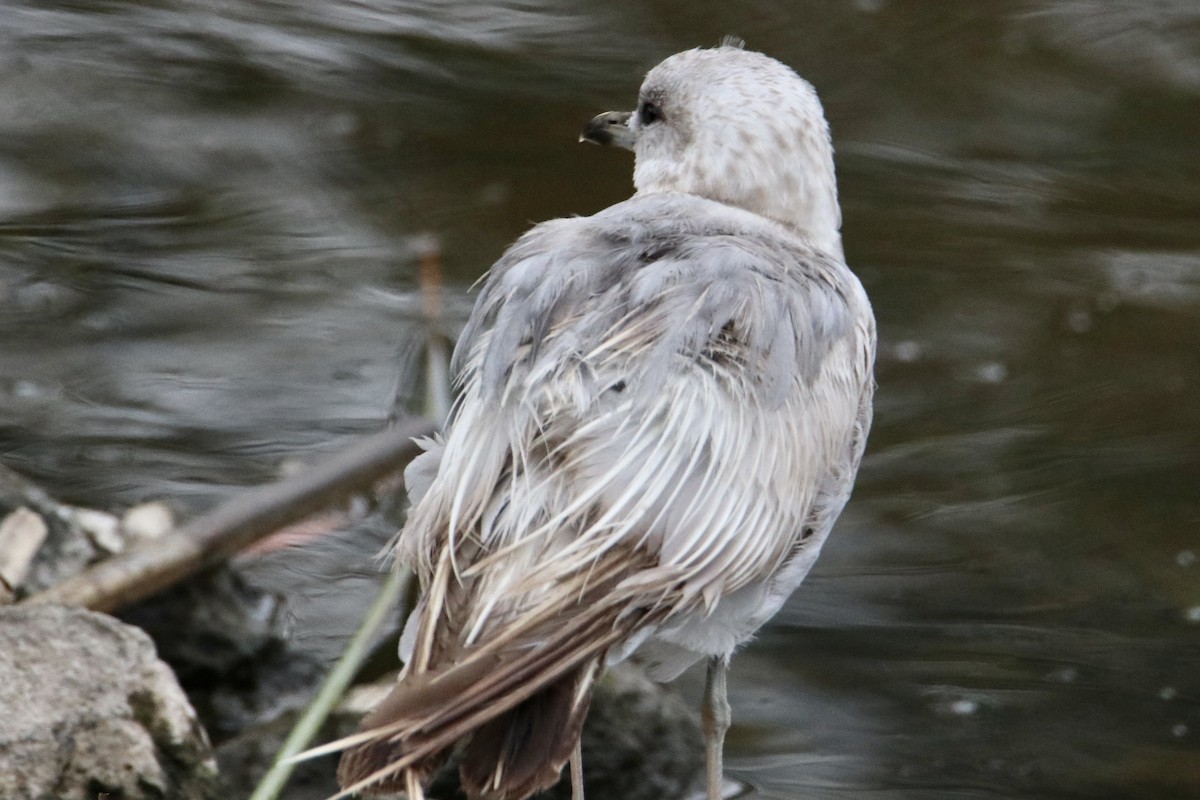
[701,656,731,800]
[405,769,425,800]
[570,737,585,800]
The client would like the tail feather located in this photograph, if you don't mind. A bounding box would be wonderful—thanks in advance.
[460,658,600,799]
[336,578,656,798]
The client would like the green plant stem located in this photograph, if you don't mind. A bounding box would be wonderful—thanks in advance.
[247,565,412,800]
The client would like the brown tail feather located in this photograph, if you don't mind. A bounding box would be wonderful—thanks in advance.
[336,605,647,797]
[336,543,665,798]
[336,648,506,793]
[336,741,439,796]
[460,659,599,800]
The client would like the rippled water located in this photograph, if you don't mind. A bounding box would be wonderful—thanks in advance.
[2,1,1198,798]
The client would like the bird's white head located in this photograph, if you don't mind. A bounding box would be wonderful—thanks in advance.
[584,43,843,255]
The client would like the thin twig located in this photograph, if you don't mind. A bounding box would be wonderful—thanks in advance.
[420,236,452,421]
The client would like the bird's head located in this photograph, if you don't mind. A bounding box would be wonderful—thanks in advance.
[581,42,842,255]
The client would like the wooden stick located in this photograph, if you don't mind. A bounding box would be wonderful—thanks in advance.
[419,236,453,422]
[23,418,436,613]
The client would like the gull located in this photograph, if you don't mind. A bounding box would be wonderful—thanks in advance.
[333,40,875,800]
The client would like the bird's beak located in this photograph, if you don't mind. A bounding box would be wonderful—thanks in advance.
[579,110,635,150]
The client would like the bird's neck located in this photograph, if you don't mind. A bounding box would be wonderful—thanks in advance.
[634,145,843,257]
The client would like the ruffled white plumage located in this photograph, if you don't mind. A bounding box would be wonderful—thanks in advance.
[395,191,873,680]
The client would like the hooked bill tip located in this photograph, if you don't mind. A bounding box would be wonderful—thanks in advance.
[579,111,634,150]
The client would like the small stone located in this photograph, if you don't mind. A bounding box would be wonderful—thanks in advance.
[71,507,124,554]
[123,501,176,541]
[0,508,49,598]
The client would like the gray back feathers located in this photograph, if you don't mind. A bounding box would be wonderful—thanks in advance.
[456,192,858,411]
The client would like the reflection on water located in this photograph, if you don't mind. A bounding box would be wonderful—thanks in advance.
[2,1,1198,797]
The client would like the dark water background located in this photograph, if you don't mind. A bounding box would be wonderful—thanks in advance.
[2,1,1199,798]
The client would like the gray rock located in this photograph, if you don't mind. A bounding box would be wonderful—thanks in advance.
[568,664,706,800]
[0,605,217,800]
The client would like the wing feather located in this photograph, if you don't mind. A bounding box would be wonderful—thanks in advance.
[423,192,872,633]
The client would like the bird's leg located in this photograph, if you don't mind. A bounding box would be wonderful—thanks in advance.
[405,769,425,800]
[701,655,731,800]
[570,737,585,800]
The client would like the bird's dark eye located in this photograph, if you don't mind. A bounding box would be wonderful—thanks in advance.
[638,101,663,126]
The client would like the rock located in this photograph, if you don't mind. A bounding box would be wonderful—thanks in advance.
[0,507,48,602]
[0,465,102,595]
[572,664,707,800]
[122,501,176,542]
[121,567,326,742]
[0,604,218,800]
[544,664,706,800]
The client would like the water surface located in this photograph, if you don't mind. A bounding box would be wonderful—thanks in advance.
[2,2,1198,797]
